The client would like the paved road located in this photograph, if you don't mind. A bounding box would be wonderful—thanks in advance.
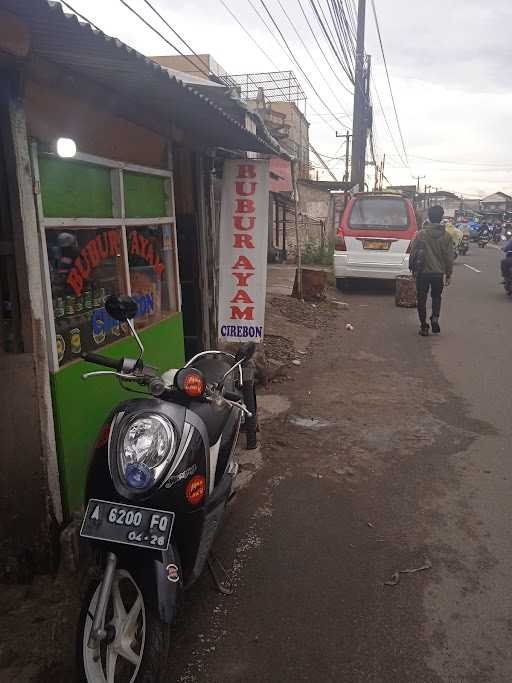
[172,244,512,683]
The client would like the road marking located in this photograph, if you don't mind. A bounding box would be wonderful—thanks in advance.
[464,264,481,273]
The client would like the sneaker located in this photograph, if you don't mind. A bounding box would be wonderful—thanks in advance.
[419,324,429,336]
[431,317,441,334]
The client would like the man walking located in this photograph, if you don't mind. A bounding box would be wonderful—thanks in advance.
[409,205,454,336]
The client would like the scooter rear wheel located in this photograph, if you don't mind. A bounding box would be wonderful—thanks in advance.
[76,569,172,683]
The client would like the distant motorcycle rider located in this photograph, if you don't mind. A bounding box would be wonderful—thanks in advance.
[500,235,512,282]
[409,205,454,336]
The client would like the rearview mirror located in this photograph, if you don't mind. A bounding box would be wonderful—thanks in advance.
[235,342,256,363]
[105,295,138,322]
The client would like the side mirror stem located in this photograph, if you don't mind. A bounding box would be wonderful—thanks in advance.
[127,318,144,366]
[219,358,244,387]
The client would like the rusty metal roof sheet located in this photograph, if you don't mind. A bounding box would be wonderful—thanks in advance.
[2,0,283,155]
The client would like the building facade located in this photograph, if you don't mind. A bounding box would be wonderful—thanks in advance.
[0,0,281,574]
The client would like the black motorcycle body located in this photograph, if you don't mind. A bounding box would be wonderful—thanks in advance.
[76,295,255,682]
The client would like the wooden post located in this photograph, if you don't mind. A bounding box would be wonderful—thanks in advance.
[292,160,302,299]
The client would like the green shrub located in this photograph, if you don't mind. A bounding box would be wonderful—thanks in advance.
[301,240,334,266]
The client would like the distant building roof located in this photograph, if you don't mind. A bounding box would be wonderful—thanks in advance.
[482,192,512,202]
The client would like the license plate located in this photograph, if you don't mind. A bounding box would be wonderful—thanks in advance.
[80,499,174,551]
[363,240,390,250]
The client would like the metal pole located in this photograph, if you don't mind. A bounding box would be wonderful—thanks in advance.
[292,161,302,299]
[344,131,351,182]
[351,0,366,189]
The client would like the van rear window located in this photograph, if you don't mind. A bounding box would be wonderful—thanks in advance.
[348,198,409,230]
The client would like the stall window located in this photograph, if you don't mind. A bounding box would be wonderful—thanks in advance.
[37,152,177,370]
[127,224,178,330]
[45,227,129,365]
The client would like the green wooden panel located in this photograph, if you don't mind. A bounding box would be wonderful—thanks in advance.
[124,172,167,218]
[51,314,184,514]
[39,156,113,218]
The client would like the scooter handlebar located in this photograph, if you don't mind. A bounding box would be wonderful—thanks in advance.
[82,352,124,371]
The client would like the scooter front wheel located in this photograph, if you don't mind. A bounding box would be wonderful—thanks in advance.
[76,568,172,683]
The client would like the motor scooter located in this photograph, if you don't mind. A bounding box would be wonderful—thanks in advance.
[478,231,491,248]
[76,294,256,682]
[457,235,469,256]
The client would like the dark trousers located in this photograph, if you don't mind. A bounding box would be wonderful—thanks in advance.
[416,273,444,325]
[501,258,512,278]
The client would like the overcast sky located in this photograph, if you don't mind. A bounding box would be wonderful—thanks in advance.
[57,0,512,197]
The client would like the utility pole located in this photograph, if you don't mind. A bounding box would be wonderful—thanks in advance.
[413,175,425,211]
[379,154,385,191]
[414,175,425,193]
[351,0,367,189]
[336,130,353,182]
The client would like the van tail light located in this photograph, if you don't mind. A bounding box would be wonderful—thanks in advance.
[335,233,347,251]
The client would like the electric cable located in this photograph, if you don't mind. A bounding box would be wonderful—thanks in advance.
[118,0,212,80]
[256,0,350,129]
[243,0,342,133]
[275,0,352,112]
[308,0,354,82]
[58,1,102,31]
[295,0,353,97]
[141,0,211,75]
[370,0,409,165]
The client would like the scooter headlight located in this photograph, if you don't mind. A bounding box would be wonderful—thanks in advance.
[118,414,176,488]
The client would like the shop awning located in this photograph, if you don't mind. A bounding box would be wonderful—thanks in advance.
[1,0,284,156]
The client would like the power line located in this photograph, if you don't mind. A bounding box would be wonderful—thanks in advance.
[220,0,350,151]
[308,0,354,82]
[327,0,356,74]
[275,0,352,114]
[58,1,102,31]
[295,0,353,97]
[141,0,211,75]
[118,0,212,80]
[370,75,408,170]
[370,0,409,165]
[256,0,350,130]
[244,0,339,133]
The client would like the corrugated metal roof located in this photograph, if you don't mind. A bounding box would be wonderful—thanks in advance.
[1,0,283,155]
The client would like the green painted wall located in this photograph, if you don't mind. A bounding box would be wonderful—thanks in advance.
[124,172,167,218]
[51,314,184,514]
[39,156,113,218]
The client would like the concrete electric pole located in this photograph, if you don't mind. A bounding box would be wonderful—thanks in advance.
[351,0,368,190]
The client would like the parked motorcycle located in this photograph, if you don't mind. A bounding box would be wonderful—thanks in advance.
[76,294,256,682]
[458,235,469,256]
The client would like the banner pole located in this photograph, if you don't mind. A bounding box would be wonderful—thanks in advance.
[292,160,302,300]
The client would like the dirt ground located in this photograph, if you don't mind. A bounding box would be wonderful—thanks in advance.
[0,270,337,683]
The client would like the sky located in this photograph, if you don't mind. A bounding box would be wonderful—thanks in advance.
[56,0,512,197]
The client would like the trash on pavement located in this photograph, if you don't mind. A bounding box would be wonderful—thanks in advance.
[332,300,349,309]
[292,359,301,366]
[384,557,432,587]
[346,323,354,331]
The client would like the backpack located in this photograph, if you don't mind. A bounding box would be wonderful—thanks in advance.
[409,233,426,276]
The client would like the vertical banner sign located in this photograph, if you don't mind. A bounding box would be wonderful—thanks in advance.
[218,159,270,343]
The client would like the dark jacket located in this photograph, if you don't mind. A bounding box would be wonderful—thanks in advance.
[410,221,454,277]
